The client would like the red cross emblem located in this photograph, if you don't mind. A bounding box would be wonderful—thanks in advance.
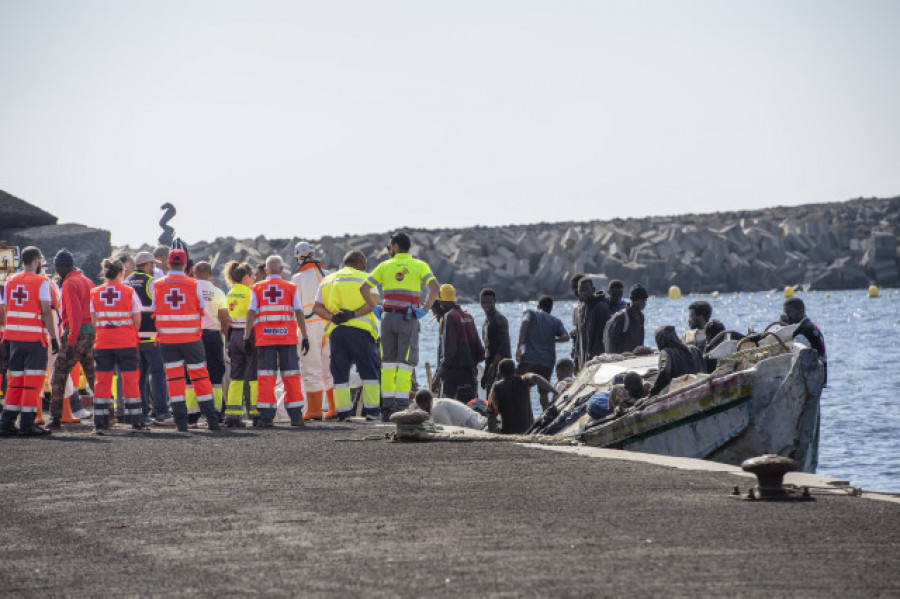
[165,288,186,309]
[10,285,28,306]
[263,284,283,304]
[99,286,121,306]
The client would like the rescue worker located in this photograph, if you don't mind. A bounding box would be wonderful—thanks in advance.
[0,246,59,436]
[360,232,439,419]
[290,241,334,420]
[243,255,310,427]
[222,261,259,427]
[89,258,145,432]
[126,251,171,425]
[313,250,380,421]
[194,261,229,414]
[152,248,221,432]
[48,249,96,429]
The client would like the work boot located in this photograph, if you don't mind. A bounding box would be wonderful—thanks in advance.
[363,407,382,421]
[0,411,19,436]
[19,413,51,436]
[337,411,352,423]
[224,416,245,428]
[323,389,338,420]
[198,400,221,431]
[303,390,324,420]
[48,417,62,431]
[286,407,304,427]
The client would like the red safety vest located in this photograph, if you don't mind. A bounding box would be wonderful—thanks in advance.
[3,272,48,344]
[251,277,298,346]
[152,274,203,344]
[91,281,138,350]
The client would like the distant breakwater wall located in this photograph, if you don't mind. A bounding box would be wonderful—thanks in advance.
[123,196,900,302]
[0,190,111,282]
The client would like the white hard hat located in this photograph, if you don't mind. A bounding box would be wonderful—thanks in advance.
[294,241,315,259]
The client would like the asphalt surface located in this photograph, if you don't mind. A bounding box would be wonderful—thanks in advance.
[1,421,898,598]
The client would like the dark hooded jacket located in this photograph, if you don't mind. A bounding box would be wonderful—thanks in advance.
[649,326,705,396]
[573,291,611,370]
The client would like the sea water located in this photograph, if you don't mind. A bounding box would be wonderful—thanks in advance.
[416,289,900,492]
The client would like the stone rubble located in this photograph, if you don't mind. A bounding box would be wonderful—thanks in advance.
[3,189,898,299]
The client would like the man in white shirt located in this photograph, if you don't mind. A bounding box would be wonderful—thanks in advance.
[414,390,486,430]
[194,261,229,414]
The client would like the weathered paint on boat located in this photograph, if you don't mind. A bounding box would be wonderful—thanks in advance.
[542,341,825,473]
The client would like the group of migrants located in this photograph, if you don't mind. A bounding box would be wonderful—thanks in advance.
[0,231,826,437]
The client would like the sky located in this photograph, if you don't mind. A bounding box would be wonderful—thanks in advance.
[1,0,898,247]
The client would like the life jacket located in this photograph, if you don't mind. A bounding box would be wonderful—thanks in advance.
[251,276,298,346]
[90,281,138,349]
[125,271,156,341]
[319,266,379,341]
[2,272,48,344]
[152,273,203,344]
[226,283,252,329]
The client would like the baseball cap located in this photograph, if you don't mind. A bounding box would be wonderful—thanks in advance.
[168,249,187,265]
[134,251,157,266]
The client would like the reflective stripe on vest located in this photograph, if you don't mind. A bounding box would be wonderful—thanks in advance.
[3,272,47,343]
[366,253,435,310]
[153,274,203,343]
[251,278,298,346]
[90,282,139,349]
[320,267,378,341]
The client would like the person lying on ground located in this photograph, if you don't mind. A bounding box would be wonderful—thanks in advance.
[414,389,486,430]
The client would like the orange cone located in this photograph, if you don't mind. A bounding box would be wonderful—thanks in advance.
[61,395,81,423]
[323,388,337,419]
[36,398,45,425]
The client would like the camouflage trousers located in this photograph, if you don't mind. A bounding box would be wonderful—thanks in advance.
[50,330,96,420]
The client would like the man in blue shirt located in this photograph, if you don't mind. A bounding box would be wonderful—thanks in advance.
[515,295,570,410]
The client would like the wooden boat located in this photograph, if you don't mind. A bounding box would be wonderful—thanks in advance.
[532,331,825,472]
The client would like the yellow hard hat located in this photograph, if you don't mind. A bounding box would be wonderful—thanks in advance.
[439,283,456,302]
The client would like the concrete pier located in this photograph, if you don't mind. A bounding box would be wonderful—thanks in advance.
[1,423,898,596]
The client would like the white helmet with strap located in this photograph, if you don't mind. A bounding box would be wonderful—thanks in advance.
[294,241,315,261]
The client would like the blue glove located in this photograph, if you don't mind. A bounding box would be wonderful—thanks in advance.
[414,307,427,319]
[372,305,383,320]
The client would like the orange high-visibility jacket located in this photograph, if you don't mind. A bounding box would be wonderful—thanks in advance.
[91,281,139,350]
[251,277,299,346]
[3,272,48,344]
[152,274,203,344]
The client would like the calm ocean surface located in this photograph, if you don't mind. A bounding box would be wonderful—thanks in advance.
[415,289,900,492]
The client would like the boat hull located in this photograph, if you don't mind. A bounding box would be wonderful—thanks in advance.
[576,348,824,472]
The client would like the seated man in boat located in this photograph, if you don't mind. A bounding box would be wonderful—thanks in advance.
[781,298,827,384]
[603,284,648,355]
[681,301,712,351]
[648,326,705,397]
[702,320,745,372]
[553,358,575,394]
[414,389,486,430]
[487,358,557,434]
[608,371,653,412]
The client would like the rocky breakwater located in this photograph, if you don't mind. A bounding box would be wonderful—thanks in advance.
[0,190,111,282]
[127,196,898,303]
